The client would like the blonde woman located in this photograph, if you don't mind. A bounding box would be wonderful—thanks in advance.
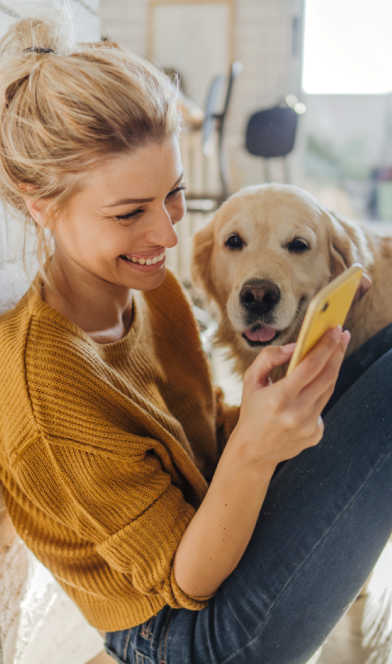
[1,13,392,664]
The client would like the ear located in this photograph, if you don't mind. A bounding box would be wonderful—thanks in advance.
[327,211,372,278]
[191,217,216,302]
[20,185,51,228]
[24,197,52,228]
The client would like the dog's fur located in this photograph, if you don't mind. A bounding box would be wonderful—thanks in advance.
[191,184,392,378]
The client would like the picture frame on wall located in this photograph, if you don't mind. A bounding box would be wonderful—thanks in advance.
[148,0,234,108]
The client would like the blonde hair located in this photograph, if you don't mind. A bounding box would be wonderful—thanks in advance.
[0,10,181,287]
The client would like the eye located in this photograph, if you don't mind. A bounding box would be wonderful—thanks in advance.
[225,234,244,250]
[166,183,186,199]
[286,237,310,253]
[115,208,143,221]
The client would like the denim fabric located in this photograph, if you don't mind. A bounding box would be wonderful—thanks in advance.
[106,323,392,664]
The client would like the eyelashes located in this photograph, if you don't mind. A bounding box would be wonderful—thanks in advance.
[115,209,143,222]
[168,183,187,197]
[115,184,187,221]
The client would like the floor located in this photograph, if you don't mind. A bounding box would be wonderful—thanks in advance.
[10,551,104,664]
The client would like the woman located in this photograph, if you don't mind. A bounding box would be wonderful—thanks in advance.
[1,13,392,664]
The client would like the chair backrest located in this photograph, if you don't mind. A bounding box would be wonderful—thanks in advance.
[221,61,243,122]
[218,61,242,198]
[245,106,298,159]
[202,74,225,150]
[203,61,243,148]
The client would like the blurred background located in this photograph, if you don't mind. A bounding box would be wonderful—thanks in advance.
[99,0,392,285]
[99,0,392,224]
[1,1,392,664]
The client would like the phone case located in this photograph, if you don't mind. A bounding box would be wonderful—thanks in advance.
[286,264,363,375]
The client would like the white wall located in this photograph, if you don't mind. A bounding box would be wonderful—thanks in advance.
[0,0,101,315]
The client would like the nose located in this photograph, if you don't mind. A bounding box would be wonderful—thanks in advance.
[146,207,178,249]
[240,280,281,315]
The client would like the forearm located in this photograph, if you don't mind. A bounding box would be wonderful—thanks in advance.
[173,432,275,598]
[174,332,349,599]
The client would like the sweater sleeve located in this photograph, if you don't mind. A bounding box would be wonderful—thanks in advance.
[15,434,213,610]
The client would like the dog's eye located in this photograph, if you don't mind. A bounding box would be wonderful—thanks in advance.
[225,234,244,250]
[287,238,310,253]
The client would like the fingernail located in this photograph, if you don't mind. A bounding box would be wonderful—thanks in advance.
[329,325,342,341]
[341,330,351,347]
[280,342,296,354]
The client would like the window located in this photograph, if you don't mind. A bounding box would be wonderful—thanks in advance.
[302,0,392,94]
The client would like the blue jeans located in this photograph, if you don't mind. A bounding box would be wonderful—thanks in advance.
[105,324,392,664]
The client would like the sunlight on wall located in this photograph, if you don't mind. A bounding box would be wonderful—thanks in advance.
[302,0,392,94]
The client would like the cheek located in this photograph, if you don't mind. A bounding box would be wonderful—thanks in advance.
[211,249,238,295]
[54,218,88,255]
[290,252,330,292]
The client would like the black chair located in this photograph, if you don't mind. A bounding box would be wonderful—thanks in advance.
[186,61,243,213]
[245,104,299,183]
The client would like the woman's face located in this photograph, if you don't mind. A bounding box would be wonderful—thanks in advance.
[52,136,185,292]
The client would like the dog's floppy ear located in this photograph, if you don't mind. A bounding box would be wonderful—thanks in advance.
[328,211,372,278]
[191,218,217,301]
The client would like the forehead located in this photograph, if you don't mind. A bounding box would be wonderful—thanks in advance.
[216,189,324,241]
[77,138,183,201]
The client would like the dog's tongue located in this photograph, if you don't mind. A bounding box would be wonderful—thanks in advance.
[245,325,277,343]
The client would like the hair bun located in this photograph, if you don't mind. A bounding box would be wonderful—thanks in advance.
[23,47,56,55]
[0,11,74,58]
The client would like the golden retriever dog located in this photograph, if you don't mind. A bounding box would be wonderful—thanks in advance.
[191,183,392,378]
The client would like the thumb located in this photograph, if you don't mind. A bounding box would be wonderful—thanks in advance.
[247,343,296,387]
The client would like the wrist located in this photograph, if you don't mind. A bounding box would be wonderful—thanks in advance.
[223,426,277,481]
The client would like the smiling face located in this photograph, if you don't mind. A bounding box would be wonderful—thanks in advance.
[192,184,362,369]
[49,137,186,293]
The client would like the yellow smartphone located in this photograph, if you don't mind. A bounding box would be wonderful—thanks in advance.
[286,264,363,375]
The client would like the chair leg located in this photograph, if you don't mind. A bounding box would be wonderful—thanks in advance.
[265,159,271,183]
[217,122,230,199]
[284,157,290,184]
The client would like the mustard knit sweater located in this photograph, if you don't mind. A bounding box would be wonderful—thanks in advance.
[0,270,239,631]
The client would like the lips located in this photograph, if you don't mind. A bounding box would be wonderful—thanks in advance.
[120,251,165,266]
[243,324,278,346]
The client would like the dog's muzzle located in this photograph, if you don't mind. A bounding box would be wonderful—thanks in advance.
[240,279,281,320]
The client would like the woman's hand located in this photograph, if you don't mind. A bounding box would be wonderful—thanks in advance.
[174,326,350,598]
[229,326,350,471]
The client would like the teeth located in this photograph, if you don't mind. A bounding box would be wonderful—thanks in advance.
[123,251,165,265]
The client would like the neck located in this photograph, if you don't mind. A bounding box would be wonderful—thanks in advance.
[43,252,133,344]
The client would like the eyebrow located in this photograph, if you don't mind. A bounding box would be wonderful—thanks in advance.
[104,173,185,208]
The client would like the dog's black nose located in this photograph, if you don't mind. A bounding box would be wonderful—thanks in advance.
[240,280,281,314]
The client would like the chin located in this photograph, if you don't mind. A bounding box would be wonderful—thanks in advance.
[117,261,167,291]
[131,266,167,292]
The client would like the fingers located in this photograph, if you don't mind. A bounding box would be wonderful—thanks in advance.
[245,342,296,388]
[295,415,325,451]
[285,327,349,395]
[304,416,325,449]
[278,413,325,459]
[298,333,348,404]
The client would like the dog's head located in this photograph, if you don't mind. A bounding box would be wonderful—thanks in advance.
[191,184,372,365]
